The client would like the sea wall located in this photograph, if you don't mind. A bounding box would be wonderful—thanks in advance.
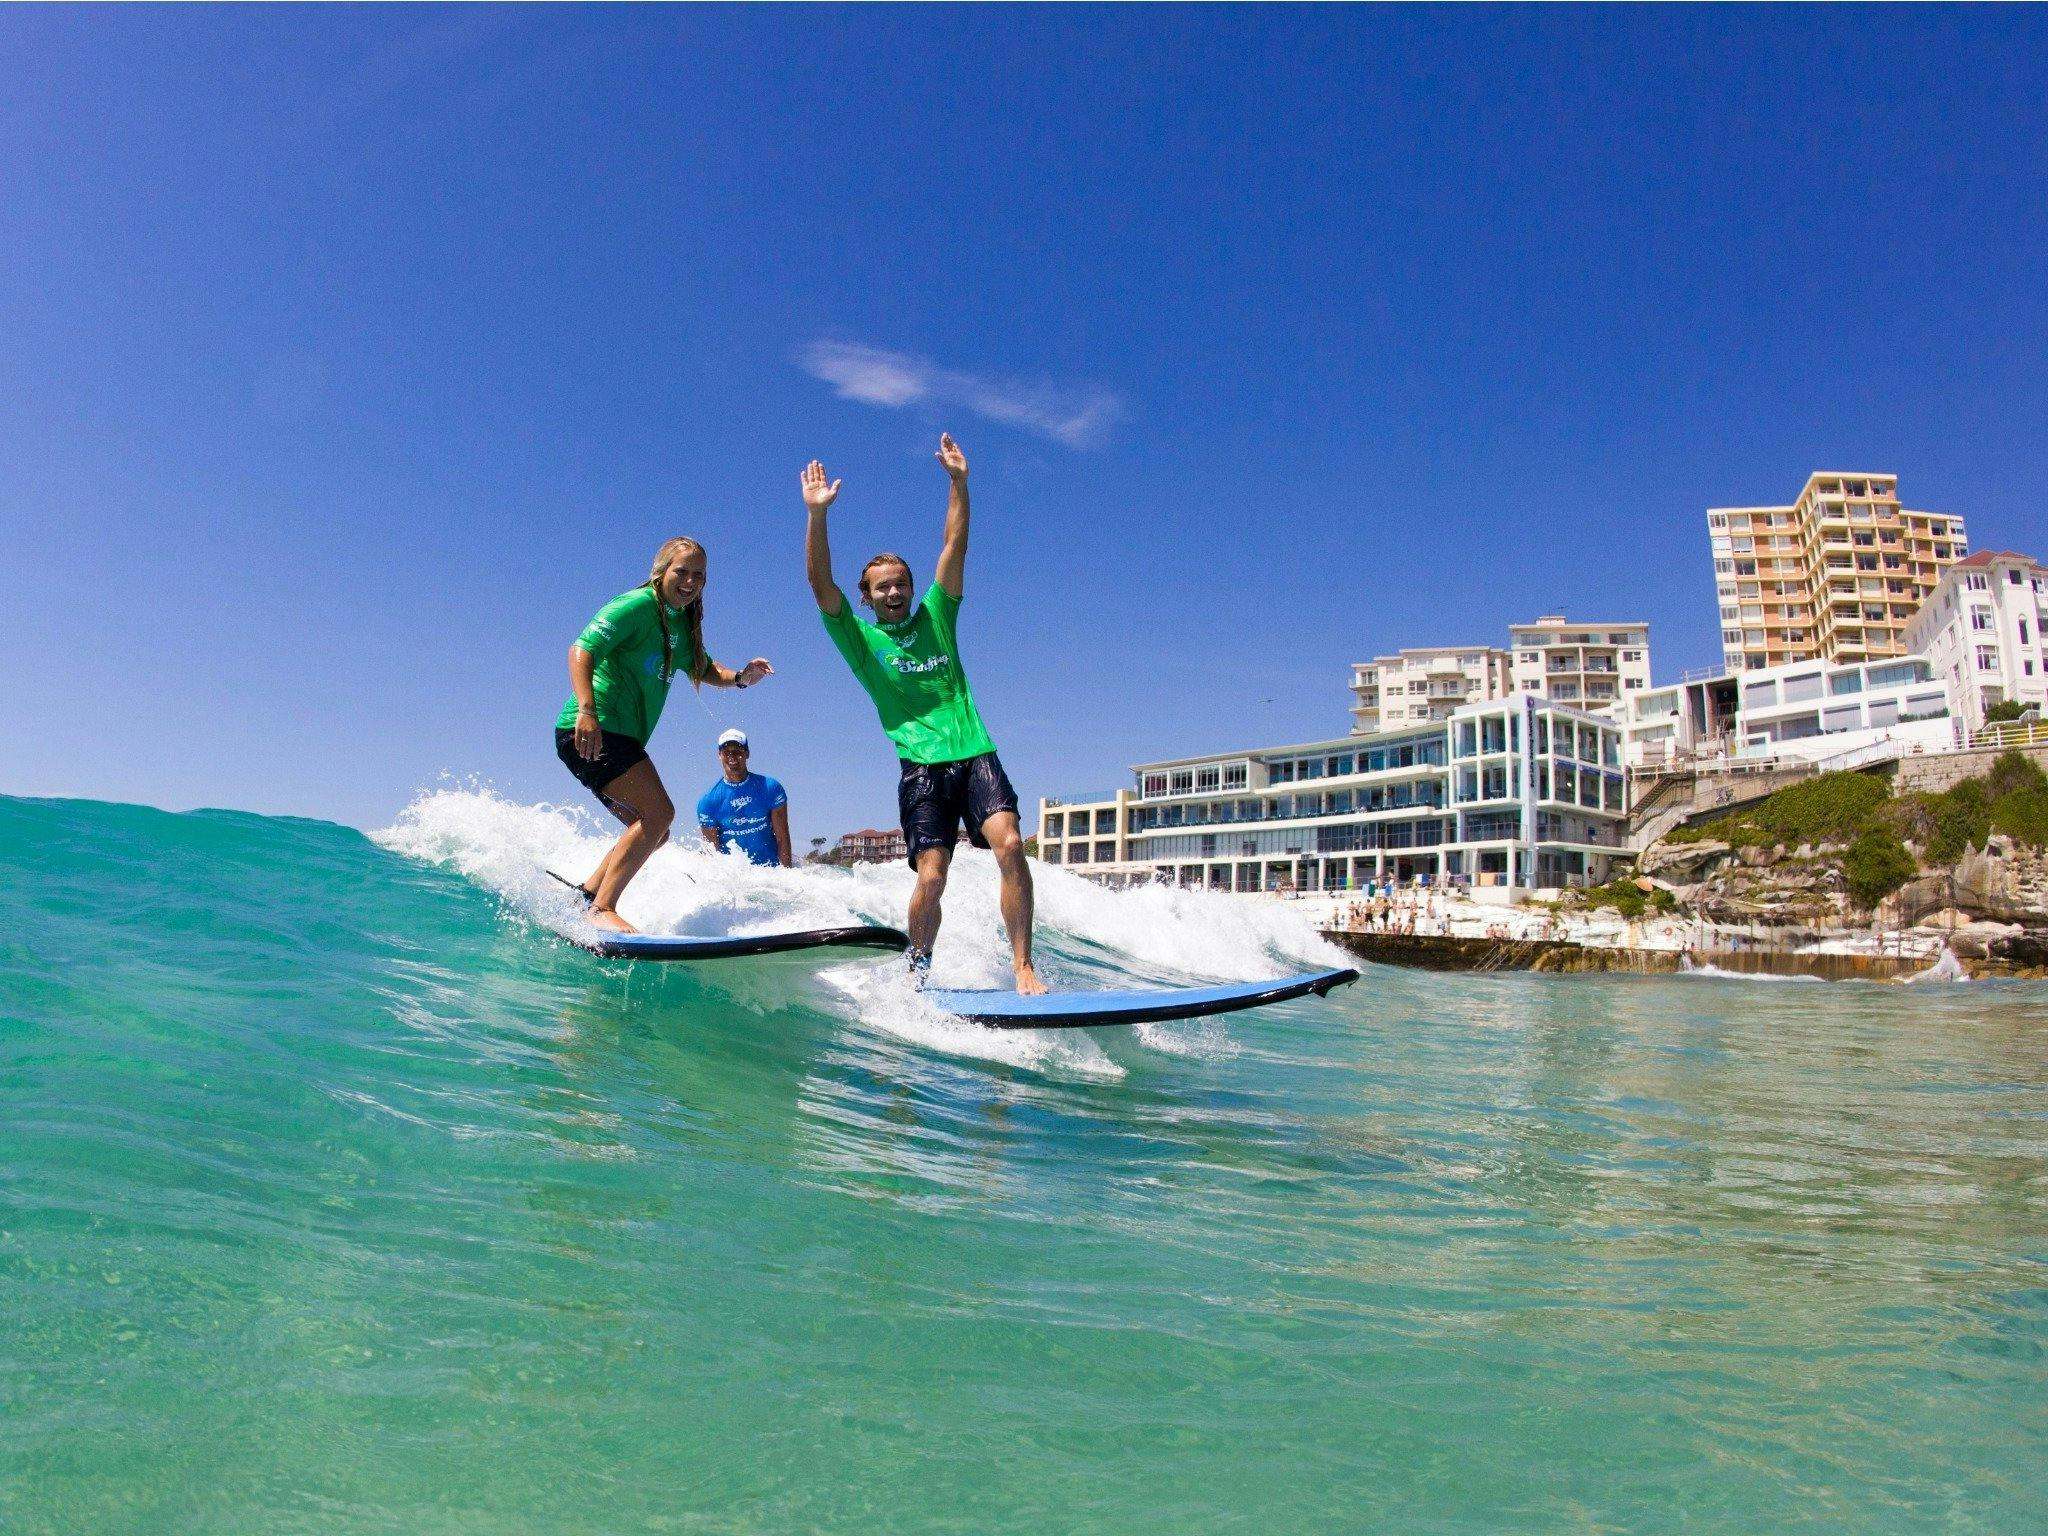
[1320,929,1937,981]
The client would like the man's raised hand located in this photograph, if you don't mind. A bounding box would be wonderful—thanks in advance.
[935,433,968,482]
[802,459,841,513]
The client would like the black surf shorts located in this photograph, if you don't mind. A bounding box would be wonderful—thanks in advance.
[555,726,649,815]
[898,751,1020,868]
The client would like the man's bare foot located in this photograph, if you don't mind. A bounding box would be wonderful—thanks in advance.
[1014,962,1049,996]
[590,907,639,934]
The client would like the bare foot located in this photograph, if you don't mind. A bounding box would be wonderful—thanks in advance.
[1013,962,1049,996]
[590,907,640,934]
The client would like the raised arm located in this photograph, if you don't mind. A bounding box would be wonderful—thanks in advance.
[934,432,969,599]
[802,459,845,615]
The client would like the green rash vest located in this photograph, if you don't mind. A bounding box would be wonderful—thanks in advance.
[556,586,700,745]
[821,582,996,765]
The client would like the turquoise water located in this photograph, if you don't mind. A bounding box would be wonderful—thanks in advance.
[4,790,2045,1534]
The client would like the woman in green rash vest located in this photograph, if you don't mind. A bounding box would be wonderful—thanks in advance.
[555,537,774,933]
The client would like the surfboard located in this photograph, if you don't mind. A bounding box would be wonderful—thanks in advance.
[921,967,1360,1029]
[580,925,912,961]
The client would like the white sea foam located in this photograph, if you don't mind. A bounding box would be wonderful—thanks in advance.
[376,785,1345,1071]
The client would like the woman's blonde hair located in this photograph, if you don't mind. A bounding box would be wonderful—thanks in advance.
[648,537,712,686]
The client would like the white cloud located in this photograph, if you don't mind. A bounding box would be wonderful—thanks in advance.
[797,340,1125,449]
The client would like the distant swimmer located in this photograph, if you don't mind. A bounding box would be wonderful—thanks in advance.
[555,538,774,932]
[803,434,1046,995]
[696,728,792,867]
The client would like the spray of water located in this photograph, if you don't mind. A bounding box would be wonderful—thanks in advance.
[378,786,1347,1070]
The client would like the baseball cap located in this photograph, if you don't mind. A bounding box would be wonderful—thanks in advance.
[716,728,749,749]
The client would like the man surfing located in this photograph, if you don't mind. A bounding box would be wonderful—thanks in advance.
[803,434,1046,994]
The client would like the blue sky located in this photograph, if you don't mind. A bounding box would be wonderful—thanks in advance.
[3,6,2044,841]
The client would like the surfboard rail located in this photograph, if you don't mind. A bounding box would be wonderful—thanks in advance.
[923,966,1360,1029]
[581,925,912,961]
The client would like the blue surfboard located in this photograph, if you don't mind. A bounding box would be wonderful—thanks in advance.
[582,925,911,961]
[922,967,1359,1029]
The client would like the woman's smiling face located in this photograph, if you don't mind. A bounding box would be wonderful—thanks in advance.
[659,549,706,608]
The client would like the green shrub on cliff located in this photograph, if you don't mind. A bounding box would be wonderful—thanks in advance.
[1843,827,1916,908]
[1671,770,1890,848]
[1982,700,2032,725]
[1887,753,2048,857]
[1987,749,2048,801]
[1993,786,2048,846]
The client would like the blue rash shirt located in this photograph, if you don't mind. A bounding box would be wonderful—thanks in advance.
[696,772,787,866]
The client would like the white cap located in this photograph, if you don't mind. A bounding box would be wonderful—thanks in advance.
[716,728,749,749]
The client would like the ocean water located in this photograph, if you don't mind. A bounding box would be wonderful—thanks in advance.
[3,788,2045,1534]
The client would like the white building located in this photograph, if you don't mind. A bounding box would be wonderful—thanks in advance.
[1621,668,1741,770]
[1039,695,1628,897]
[1733,655,1956,762]
[1902,551,2048,733]
[1349,647,1511,734]
[1349,615,1652,733]
[1509,616,1652,717]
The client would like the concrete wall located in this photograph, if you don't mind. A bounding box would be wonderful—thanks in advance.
[1889,742,2048,795]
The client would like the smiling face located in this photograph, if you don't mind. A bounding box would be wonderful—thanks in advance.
[717,741,750,781]
[860,557,914,623]
[658,547,707,609]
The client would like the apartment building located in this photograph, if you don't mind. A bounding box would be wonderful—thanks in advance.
[830,827,907,864]
[1349,616,1652,733]
[1508,616,1651,716]
[1349,647,1512,734]
[1706,473,1968,674]
[1038,695,1628,896]
[1903,551,2048,733]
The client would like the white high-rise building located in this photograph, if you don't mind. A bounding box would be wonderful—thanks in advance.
[1903,551,2048,733]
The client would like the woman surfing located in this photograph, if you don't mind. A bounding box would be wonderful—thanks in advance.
[556,537,773,932]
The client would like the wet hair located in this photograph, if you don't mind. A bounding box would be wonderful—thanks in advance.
[647,537,712,686]
[858,552,914,605]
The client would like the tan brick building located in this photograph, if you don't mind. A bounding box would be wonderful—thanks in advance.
[1706,473,1968,674]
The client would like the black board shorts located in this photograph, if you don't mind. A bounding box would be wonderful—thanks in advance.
[555,727,649,815]
[898,751,1019,868]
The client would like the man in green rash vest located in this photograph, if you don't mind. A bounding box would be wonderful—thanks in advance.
[804,434,1047,994]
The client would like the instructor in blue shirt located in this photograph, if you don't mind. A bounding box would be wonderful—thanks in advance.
[696,729,792,867]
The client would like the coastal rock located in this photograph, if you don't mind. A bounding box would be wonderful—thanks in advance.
[1991,928,2048,967]
[1939,920,2024,961]
[1641,840,1729,879]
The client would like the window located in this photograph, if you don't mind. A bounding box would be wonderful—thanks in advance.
[1095,810,1115,835]
[1971,608,1994,632]
[1143,774,1167,796]
[1978,646,2000,671]
[1223,765,1247,790]
[1747,681,1779,708]
[1196,768,1220,791]
[1171,771,1193,794]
